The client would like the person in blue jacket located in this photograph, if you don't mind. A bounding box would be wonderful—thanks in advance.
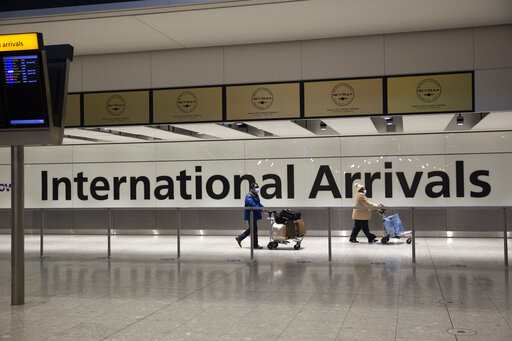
[236,183,264,249]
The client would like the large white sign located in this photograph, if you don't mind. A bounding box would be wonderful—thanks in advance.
[0,153,507,208]
[1,132,511,208]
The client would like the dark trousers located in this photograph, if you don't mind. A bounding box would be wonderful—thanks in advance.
[238,216,259,246]
[350,219,376,242]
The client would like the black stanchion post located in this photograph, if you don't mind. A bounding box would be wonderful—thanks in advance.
[328,207,332,262]
[412,207,416,264]
[107,208,112,259]
[40,209,44,258]
[504,207,508,267]
[249,208,254,260]
[177,208,181,259]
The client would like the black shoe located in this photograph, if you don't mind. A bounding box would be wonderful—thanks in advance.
[369,239,379,243]
[349,239,359,243]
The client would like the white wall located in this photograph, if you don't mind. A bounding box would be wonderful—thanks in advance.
[1,131,511,209]
[67,24,512,112]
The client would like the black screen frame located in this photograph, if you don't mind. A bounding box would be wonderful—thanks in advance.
[0,48,52,130]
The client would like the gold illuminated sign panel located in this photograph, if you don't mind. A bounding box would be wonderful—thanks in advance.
[64,94,81,127]
[0,33,39,52]
[387,73,473,114]
[226,83,300,121]
[305,78,383,117]
[84,91,149,126]
[153,87,222,123]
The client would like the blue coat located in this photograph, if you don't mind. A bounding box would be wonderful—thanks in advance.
[244,193,264,221]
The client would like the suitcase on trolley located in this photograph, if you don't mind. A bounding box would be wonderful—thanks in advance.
[380,212,412,244]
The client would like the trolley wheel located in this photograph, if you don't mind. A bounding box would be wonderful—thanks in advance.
[267,242,274,250]
[294,243,301,250]
[273,242,279,249]
[406,238,412,244]
[381,236,389,244]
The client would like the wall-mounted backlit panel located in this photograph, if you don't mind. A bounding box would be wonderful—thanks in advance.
[226,82,300,121]
[305,78,383,117]
[153,87,222,123]
[387,72,473,114]
[84,91,149,126]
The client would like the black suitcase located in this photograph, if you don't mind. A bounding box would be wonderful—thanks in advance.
[279,209,301,222]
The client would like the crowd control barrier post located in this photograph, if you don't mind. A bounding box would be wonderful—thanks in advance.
[504,207,508,267]
[177,208,181,259]
[107,208,112,259]
[328,208,332,262]
[11,145,24,305]
[249,209,254,260]
[40,209,44,258]
[411,207,416,264]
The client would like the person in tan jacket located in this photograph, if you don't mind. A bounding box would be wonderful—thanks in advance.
[350,183,382,243]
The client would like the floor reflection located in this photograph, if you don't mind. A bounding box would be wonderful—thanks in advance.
[0,235,510,340]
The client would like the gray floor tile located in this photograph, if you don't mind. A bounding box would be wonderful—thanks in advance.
[0,235,511,341]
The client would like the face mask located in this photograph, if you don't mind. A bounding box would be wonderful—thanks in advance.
[363,190,367,195]
[254,188,259,194]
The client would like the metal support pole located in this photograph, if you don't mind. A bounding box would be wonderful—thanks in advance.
[504,207,508,267]
[249,209,254,260]
[328,208,332,262]
[40,209,44,258]
[177,208,181,259]
[411,207,416,264]
[11,145,24,305]
[107,208,112,259]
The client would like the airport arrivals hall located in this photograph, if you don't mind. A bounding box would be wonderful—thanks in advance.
[1,1,512,340]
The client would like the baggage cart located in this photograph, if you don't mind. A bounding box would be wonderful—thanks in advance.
[266,210,305,250]
[378,209,412,244]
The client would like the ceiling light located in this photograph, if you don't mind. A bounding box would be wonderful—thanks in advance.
[320,121,327,131]
[385,117,393,126]
[456,114,464,126]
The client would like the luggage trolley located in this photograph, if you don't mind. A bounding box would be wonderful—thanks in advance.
[378,209,412,244]
[266,209,305,250]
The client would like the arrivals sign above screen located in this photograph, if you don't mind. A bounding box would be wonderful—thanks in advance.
[387,72,473,114]
[0,33,51,129]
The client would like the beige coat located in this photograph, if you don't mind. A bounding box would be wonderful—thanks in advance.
[352,191,379,220]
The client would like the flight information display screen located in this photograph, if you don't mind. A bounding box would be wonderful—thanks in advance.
[4,55,40,85]
[0,52,49,128]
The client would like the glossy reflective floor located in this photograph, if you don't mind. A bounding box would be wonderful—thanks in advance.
[0,235,511,340]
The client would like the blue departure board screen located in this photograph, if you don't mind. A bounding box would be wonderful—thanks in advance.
[4,55,40,85]
[0,52,49,128]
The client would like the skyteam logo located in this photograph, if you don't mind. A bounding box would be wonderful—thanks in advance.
[177,91,198,113]
[331,83,354,106]
[416,79,441,102]
[106,95,126,116]
[251,87,273,110]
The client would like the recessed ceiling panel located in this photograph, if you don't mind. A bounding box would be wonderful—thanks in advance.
[62,137,93,144]
[322,117,378,135]
[135,0,512,49]
[109,126,199,141]
[245,121,316,137]
[0,16,182,55]
[2,0,509,54]
[65,128,145,142]
[171,123,254,139]
[402,114,454,133]
[472,111,512,130]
